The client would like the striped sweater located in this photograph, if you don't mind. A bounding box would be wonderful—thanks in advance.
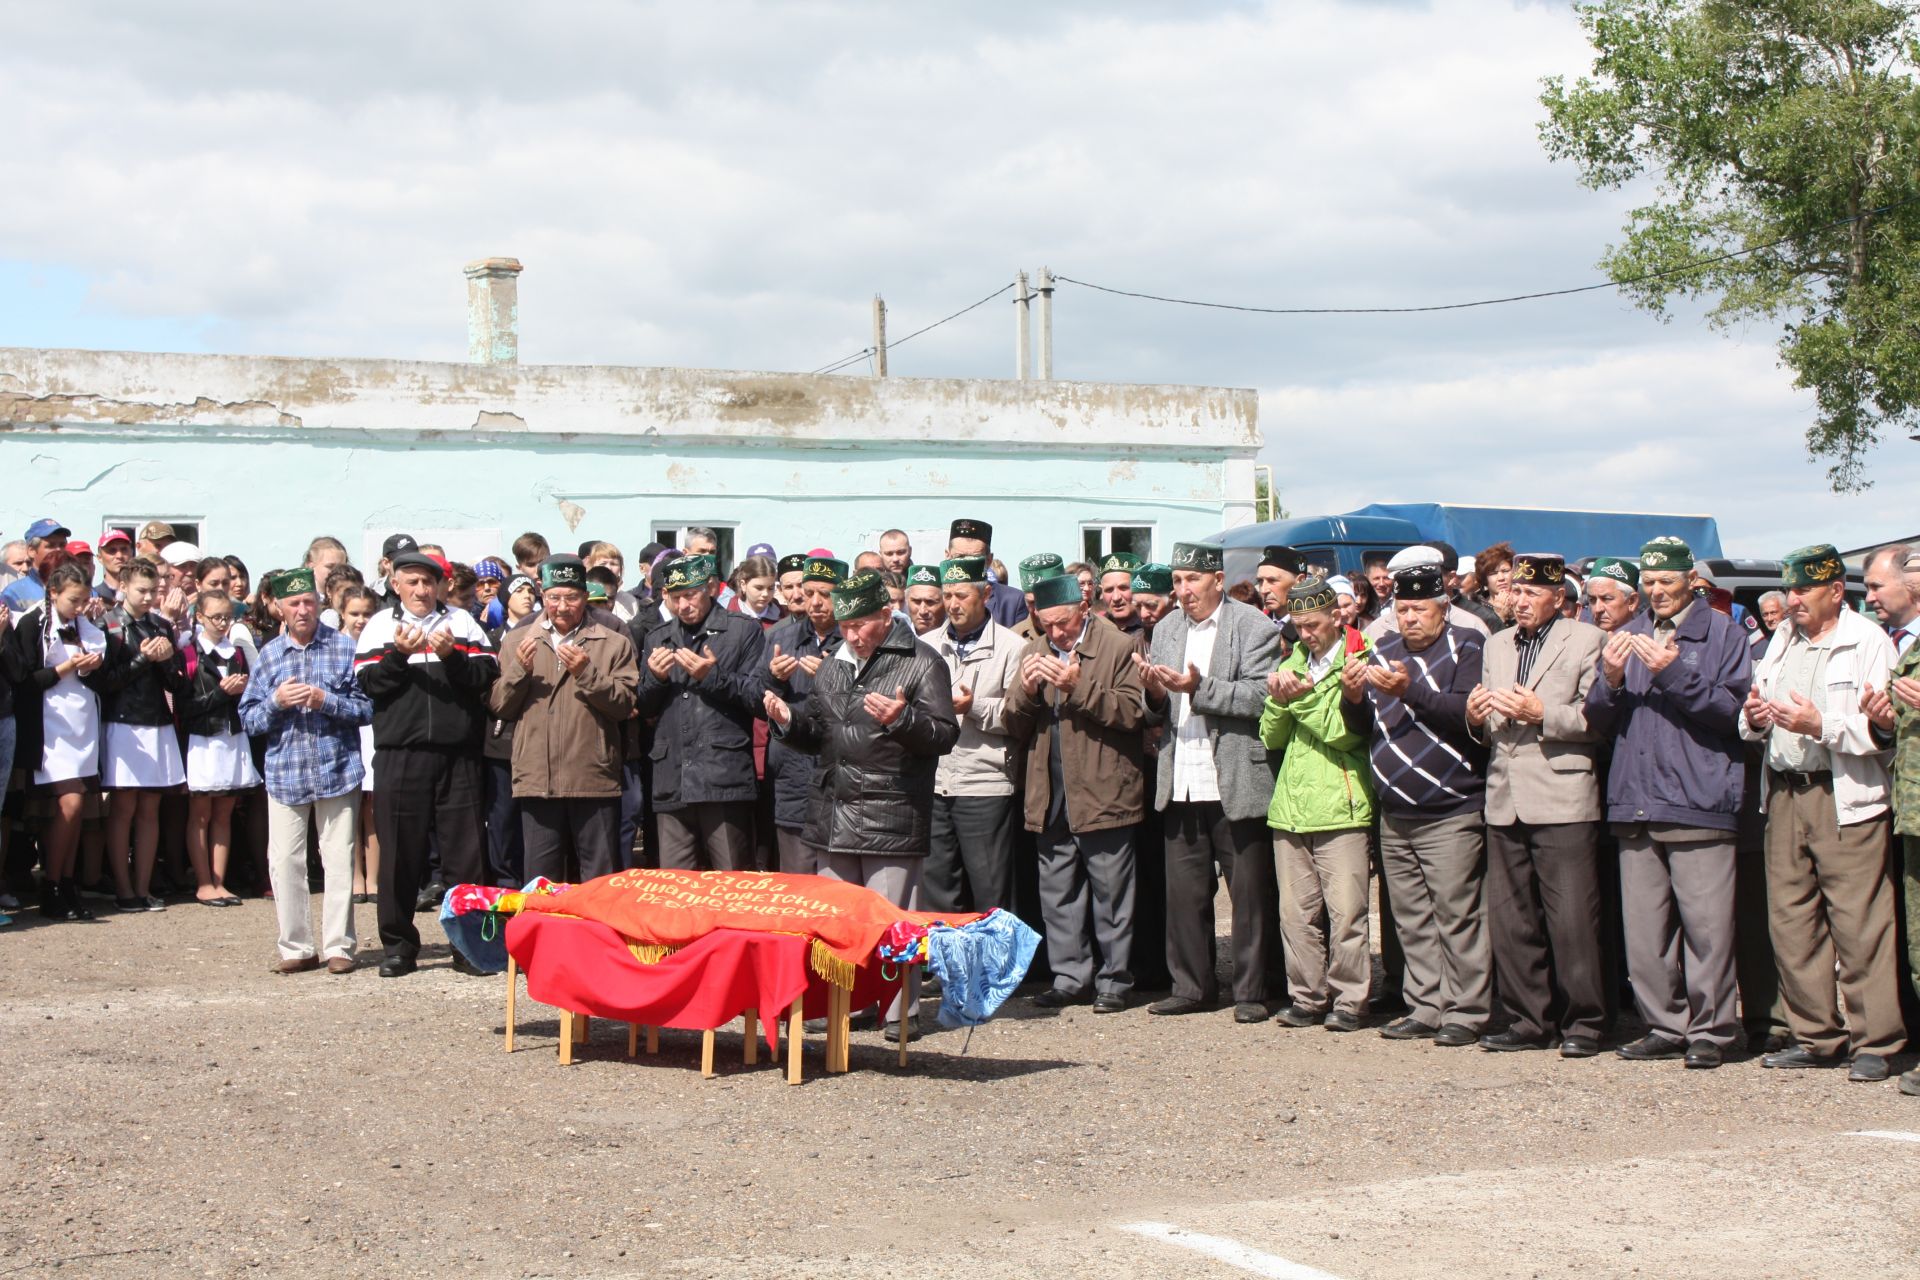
[1341,625,1486,818]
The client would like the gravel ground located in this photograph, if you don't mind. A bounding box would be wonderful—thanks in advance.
[2,893,1915,1278]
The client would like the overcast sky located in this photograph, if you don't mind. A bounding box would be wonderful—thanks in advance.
[4,0,1913,555]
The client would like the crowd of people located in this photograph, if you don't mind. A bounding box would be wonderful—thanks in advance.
[0,513,1916,1091]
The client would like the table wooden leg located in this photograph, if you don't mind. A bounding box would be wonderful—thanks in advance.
[559,1007,575,1066]
[627,1023,639,1058]
[897,973,911,1068]
[701,1028,716,1078]
[504,956,518,1054]
[787,1001,804,1085]
[744,1007,758,1065]
[576,1013,590,1044]
[646,1024,659,1055]
[827,985,847,1074]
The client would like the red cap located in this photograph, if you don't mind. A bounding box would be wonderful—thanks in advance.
[98,529,132,547]
[426,551,452,578]
[66,540,93,556]
[808,547,835,558]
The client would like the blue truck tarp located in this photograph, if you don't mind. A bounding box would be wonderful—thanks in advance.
[1210,503,1722,582]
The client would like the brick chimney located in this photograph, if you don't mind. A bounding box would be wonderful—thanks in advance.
[464,257,523,365]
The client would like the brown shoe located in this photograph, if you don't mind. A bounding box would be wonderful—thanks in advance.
[272,955,320,975]
[326,956,356,975]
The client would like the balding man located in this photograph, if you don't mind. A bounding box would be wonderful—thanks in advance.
[878,530,913,576]
[1865,545,1919,657]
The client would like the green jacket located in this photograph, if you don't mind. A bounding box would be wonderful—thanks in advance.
[1258,633,1375,833]
[1892,642,1920,837]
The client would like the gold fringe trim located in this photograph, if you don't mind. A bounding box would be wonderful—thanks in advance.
[625,942,679,966]
[810,940,856,990]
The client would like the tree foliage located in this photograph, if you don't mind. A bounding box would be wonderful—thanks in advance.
[1540,0,1920,490]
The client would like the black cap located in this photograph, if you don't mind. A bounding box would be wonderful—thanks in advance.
[637,541,666,566]
[389,551,444,581]
[1260,545,1305,575]
[949,518,992,545]
[1393,565,1446,600]
[382,533,418,559]
[776,552,808,576]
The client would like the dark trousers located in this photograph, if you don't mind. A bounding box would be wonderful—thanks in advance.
[483,758,523,888]
[924,793,1016,913]
[776,826,815,876]
[615,761,647,871]
[521,796,620,884]
[1163,800,1279,1005]
[1131,803,1172,990]
[1733,844,1787,1040]
[655,801,755,871]
[1369,824,1405,1008]
[374,747,486,962]
[1485,819,1606,1040]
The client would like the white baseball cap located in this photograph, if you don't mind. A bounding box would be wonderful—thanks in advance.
[159,541,202,566]
[1385,545,1443,573]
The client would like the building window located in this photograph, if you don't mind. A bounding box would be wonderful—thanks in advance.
[103,517,204,549]
[652,524,736,577]
[1081,523,1154,563]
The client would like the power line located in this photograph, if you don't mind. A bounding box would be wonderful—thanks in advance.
[808,282,1015,375]
[1056,194,1920,317]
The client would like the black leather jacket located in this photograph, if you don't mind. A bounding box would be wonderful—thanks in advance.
[775,618,958,857]
[634,603,767,811]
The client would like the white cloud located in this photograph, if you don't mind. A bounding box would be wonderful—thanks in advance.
[1,0,1909,546]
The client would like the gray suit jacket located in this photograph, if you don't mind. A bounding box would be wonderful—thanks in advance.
[1474,617,1605,826]
[1148,596,1281,822]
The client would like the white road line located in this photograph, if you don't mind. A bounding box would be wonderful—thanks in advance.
[1847,1130,1920,1144]
[1118,1221,1344,1280]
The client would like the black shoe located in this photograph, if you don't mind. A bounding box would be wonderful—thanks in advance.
[414,883,446,913]
[1146,996,1213,1016]
[1684,1042,1723,1070]
[1030,987,1089,1009]
[1092,992,1126,1014]
[449,951,484,976]
[60,881,94,921]
[143,895,167,912]
[1847,1053,1890,1083]
[1560,1034,1602,1059]
[114,896,146,913]
[1616,1033,1686,1061]
[1753,1030,1795,1055]
[882,1015,921,1044]
[1323,1009,1361,1033]
[1760,1045,1845,1069]
[1480,1029,1552,1052]
[1379,1016,1437,1041]
[802,1017,827,1034]
[1434,1023,1478,1048]
[1272,1004,1320,1028]
[1234,1002,1272,1024]
[377,956,417,979]
[352,892,372,905]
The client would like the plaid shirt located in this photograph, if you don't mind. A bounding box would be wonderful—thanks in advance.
[238,622,371,805]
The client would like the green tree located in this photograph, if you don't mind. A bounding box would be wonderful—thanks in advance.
[1540,0,1920,490]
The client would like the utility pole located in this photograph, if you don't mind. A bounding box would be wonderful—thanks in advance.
[1036,266,1054,380]
[871,294,888,377]
[1014,270,1032,380]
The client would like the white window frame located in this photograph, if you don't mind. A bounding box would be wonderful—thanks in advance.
[101,515,206,548]
[652,522,739,576]
[1080,522,1156,564]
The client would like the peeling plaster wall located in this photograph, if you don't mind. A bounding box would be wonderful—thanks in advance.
[2,347,1261,570]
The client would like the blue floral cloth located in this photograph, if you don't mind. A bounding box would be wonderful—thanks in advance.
[925,910,1039,1028]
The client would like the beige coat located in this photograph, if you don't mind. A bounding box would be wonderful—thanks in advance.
[931,617,1025,797]
[1474,618,1605,826]
[488,618,639,799]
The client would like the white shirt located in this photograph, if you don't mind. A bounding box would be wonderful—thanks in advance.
[1306,640,1338,684]
[1170,602,1222,803]
[1894,617,1920,657]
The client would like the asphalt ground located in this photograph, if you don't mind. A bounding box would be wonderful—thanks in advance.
[1,892,1915,1279]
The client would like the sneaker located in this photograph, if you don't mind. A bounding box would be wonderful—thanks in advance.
[0,892,21,912]
[113,896,146,913]
[0,912,12,928]
[144,896,167,912]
